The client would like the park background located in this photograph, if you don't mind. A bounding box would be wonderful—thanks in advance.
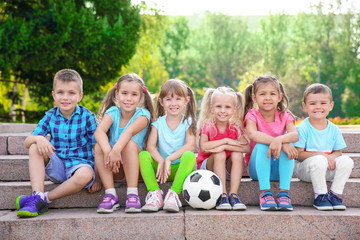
[0,0,359,124]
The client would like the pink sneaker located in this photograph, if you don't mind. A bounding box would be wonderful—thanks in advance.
[141,190,164,212]
[163,189,182,212]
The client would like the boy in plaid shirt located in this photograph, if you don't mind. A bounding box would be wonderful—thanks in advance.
[16,69,100,218]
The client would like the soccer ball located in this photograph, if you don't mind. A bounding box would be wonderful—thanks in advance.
[182,170,223,209]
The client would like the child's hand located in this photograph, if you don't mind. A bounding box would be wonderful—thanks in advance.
[108,149,122,173]
[281,143,298,160]
[87,177,102,193]
[207,145,225,153]
[325,155,336,170]
[268,137,282,160]
[156,159,165,183]
[162,159,171,184]
[36,136,55,159]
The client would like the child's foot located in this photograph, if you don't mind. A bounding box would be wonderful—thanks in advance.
[16,195,33,210]
[229,193,247,210]
[97,193,120,213]
[276,191,293,211]
[125,193,141,213]
[17,194,48,218]
[163,189,182,212]
[142,190,164,212]
[327,191,346,210]
[216,193,232,210]
[259,191,277,211]
[313,194,333,211]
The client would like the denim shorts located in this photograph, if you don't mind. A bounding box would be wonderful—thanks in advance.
[45,153,95,188]
[197,157,231,181]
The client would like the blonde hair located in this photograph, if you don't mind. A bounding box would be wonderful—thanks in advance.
[156,79,197,135]
[244,75,294,119]
[197,86,244,136]
[53,69,83,92]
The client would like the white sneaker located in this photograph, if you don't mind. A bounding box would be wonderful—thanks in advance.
[141,190,164,212]
[163,189,182,212]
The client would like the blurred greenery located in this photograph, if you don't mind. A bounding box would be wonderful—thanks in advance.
[1,0,359,123]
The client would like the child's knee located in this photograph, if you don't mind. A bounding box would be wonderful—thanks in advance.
[139,151,152,163]
[181,151,196,163]
[213,151,226,161]
[73,167,93,185]
[308,155,328,170]
[336,156,354,171]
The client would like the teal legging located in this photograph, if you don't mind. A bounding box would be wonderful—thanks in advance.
[248,143,294,190]
[139,151,196,194]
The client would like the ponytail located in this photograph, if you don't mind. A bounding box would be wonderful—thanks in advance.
[244,84,254,118]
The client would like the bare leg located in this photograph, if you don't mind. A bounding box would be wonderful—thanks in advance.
[28,144,49,193]
[122,141,140,188]
[47,166,93,201]
[229,152,243,194]
[207,151,227,193]
[94,144,115,190]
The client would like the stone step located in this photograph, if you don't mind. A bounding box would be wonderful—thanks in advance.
[1,129,360,155]
[1,153,359,182]
[1,178,359,210]
[1,207,359,240]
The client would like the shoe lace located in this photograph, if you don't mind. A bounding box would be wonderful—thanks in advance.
[165,190,182,207]
[27,195,41,206]
[327,192,343,203]
[145,190,162,204]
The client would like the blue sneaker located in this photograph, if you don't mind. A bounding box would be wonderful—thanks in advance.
[17,194,48,218]
[16,195,33,210]
[313,194,333,211]
[259,191,277,211]
[277,191,293,211]
[327,191,346,210]
[229,193,247,210]
[216,193,232,210]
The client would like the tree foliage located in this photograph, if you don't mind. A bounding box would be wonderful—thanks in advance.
[0,0,141,110]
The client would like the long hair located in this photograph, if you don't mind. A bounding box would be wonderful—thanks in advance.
[97,73,155,147]
[156,79,197,135]
[197,86,244,137]
[244,75,294,119]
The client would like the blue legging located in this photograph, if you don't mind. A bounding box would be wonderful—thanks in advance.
[248,143,294,191]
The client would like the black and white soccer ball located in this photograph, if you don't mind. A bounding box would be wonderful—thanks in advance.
[182,170,223,209]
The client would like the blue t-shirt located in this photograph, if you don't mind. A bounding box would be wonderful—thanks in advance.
[294,118,346,153]
[152,115,192,164]
[106,106,150,150]
[32,105,97,169]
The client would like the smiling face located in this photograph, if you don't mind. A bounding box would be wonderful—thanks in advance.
[159,91,189,117]
[211,94,236,124]
[303,92,334,121]
[52,80,83,119]
[115,81,142,113]
[252,82,282,113]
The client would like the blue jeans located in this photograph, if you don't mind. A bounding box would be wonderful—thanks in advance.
[248,143,294,190]
[45,153,95,188]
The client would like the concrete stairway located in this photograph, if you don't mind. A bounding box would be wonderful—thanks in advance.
[0,124,359,239]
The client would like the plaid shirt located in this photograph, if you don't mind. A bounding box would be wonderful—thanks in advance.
[32,105,97,169]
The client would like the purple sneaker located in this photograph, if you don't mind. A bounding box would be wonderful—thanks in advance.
[97,194,120,213]
[16,195,33,210]
[125,193,141,213]
[17,195,48,218]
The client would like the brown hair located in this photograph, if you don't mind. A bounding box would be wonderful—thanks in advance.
[303,83,333,102]
[244,75,294,119]
[53,69,83,92]
[156,79,197,135]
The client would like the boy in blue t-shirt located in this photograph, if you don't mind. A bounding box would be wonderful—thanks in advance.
[16,69,101,218]
[294,83,353,211]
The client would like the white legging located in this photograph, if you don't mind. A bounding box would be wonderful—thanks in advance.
[294,155,353,194]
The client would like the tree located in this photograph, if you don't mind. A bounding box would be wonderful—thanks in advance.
[0,0,141,118]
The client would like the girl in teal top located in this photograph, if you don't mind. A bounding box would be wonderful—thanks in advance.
[95,73,155,214]
[139,79,197,212]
